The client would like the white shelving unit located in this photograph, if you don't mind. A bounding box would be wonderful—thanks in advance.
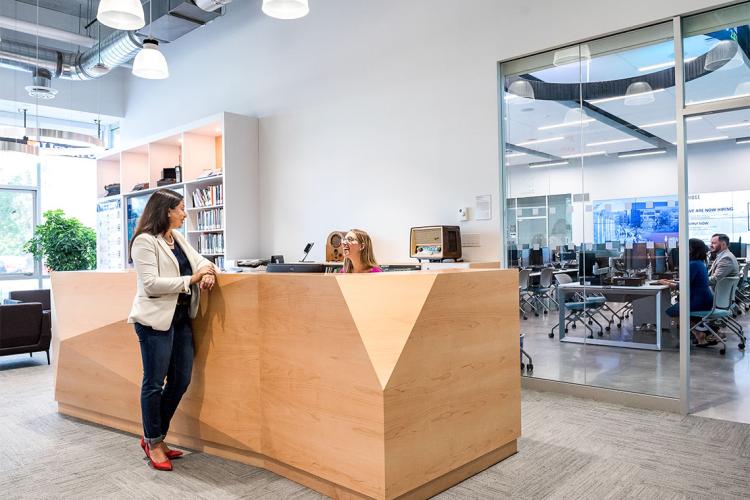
[94,112,259,270]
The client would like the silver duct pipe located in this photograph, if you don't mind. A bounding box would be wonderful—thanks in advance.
[64,31,143,80]
[0,30,143,80]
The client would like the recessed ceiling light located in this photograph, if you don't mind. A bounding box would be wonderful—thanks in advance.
[639,116,702,128]
[538,118,596,131]
[529,160,570,168]
[505,152,527,158]
[687,93,750,106]
[736,137,750,145]
[638,57,697,72]
[561,151,607,159]
[683,136,729,144]
[716,122,750,130]
[585,138,638,147]
[589,88,665,105]
[518,137,564,146]
[618,149,667,158]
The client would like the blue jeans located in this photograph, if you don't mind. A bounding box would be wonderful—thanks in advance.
[134,303,193,445]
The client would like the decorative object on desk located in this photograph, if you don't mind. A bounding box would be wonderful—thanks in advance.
[104,183,120,196]
[197,169,222,179]
[131,182,149,191]
[410,226,462,262]
[271,255,284,264]
[300,242,314,262]
[23,209,96,271]
[326,231,346,262]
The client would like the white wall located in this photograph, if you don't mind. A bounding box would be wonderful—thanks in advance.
[120,0,729,262]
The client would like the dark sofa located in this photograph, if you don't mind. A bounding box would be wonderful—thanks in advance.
[0,290,52,364]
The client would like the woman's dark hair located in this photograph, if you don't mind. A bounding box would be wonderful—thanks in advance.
[128,189,184,255]
[688,238,708,262]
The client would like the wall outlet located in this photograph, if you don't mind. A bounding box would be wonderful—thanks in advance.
[458,207,470,221]
[462,233,480,247]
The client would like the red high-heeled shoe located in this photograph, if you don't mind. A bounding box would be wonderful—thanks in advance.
[139,438,173,471]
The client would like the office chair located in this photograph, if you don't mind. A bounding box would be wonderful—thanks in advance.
[549,273,606,339]
[518,269,534,320]
[528,268,557,316]
[690,277,744,355]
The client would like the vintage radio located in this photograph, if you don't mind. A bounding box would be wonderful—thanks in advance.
[326,231,347,262]
[409,226,462,262]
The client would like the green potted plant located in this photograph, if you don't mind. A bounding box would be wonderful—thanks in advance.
[24,209,97,271]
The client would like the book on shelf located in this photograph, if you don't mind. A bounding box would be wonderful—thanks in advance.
[192,184,223,208]
[199,233,224,255]
[196,207,223,230]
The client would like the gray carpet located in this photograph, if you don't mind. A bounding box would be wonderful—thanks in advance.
[2,355,750,499]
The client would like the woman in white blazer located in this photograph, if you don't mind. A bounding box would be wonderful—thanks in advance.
[127,188,216,471]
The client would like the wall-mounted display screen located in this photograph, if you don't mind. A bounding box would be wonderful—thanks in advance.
[126,188,185,262]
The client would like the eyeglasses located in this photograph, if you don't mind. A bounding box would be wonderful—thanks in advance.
[342,236,360,245]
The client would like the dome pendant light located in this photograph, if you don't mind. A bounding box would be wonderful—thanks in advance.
[132,1,168,80]
[508,80,535,100]
[97,0,145,31]
[262,0,310,20]
[624,81,655,106]
[132,38,169,79]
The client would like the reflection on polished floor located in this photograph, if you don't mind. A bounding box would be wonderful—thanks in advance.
[521,306,750,424]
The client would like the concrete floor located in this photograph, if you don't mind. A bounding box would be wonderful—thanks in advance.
[521,302,750,423]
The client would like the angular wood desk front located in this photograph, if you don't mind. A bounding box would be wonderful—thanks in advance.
[53,269,520,499]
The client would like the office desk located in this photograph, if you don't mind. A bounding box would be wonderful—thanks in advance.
[557,283,671,351]
[51,269,520,500]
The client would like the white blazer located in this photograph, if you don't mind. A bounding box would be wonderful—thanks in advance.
[127,230,213,331]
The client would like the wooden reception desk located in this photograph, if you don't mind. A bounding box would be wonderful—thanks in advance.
[52,269,520,499]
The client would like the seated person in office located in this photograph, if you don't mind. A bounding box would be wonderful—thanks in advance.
[708,233,739,288]
[340,229,382,273]
[657,238,714,346]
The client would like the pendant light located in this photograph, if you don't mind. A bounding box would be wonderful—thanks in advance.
[563,107,590,127]
[262,0,310,20]
[507,80,535,100]
[132,1,169,79]
[624,81,655,106]
[704,39,744,72]
[97,0,145,31]
[553,44,591,67]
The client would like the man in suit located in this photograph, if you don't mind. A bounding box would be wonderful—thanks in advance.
[708,233,739,288]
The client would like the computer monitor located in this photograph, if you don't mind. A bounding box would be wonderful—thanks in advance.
[729,242,746,259]
[266,263,326,273]
[529,248,543,267]
[560,250,576,262]
[542,247,551,265]
[521,249,530,267]
[578,251,596,277]
[625,243,649,270]
[669,247,679,271]
[654,248,666,274]
[507,249,520,267]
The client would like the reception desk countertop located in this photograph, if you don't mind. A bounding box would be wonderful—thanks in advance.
[52,269,520,499]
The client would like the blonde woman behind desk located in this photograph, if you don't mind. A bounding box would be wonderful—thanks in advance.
[340,229,382,273]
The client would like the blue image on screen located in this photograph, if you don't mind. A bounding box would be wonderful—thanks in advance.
[126,188,184,261]
[593,196,679,244]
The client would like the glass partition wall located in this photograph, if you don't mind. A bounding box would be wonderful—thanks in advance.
[501,1,750,417]
[501,23,681,398]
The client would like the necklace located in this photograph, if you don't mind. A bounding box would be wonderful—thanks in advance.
[164,233,174,246]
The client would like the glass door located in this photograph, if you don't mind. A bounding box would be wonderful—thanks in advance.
[0,188,38,285]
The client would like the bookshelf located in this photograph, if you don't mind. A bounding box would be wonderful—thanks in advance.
[95,112,258,270]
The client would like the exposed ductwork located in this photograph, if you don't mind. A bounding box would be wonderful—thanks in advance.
[0,30,144,81]
[0,0,230,83]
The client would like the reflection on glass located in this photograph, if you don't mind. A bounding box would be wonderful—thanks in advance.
[683,3,750,105]
[501,22,680,397]
[0,190,35,275]
[0,151,38,186]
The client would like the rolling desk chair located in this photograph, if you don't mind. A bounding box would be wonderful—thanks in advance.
[549,273,607,339]
[528,268,557,316]
[690,277,745,355]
